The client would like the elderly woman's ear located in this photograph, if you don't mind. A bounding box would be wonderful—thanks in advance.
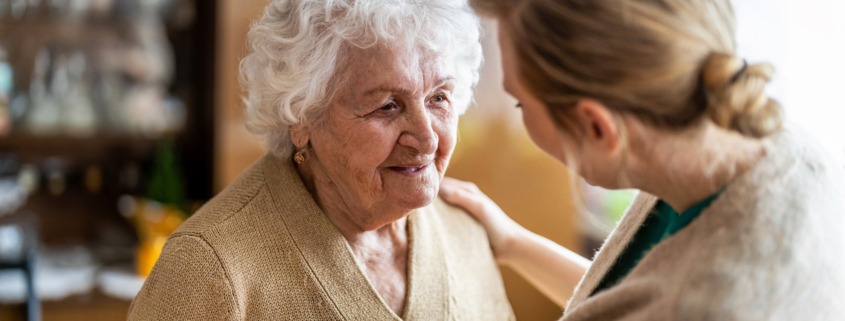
[290,124,310,150]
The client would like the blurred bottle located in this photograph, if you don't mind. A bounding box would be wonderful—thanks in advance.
[26,49,62,135]
[119,162,141,193]
[84,165,103,194]
[118,195,185,277]
[9,95,29,131]
[68,0,90,17]
[0,154,26,218]
[47,0,68,15]
[146,138,184,208]
[0,46,13,136]
[25,0,41,17]
[0,0,8,17]
[18,163,40,195]
[124,84,165,136]
[43,158,67,196]
[0,95,8,137]
[9,0,27,19]
[87,0,114,16]
[93,72,128,131]
[62,51,98,136]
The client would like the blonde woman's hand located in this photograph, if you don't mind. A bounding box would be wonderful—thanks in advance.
[439,177,524,263]
[440,177,590,307]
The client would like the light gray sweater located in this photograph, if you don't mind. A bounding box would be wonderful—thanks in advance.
[562,129,845,321]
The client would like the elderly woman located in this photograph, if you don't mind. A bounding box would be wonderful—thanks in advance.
[127,0,514,320]
[441,0,845,319]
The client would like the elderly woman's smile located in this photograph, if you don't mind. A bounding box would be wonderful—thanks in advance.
[386,164,429,176]
[295,44,459,231]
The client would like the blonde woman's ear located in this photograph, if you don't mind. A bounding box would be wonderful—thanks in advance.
[574,99,621,154]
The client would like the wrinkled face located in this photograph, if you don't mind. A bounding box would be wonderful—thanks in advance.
[306,43,458,230]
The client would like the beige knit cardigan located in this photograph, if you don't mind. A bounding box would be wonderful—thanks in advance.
[128,154,514,320]
[562,129,845,321]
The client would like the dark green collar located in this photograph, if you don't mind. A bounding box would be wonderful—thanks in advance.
[661,191,722,239]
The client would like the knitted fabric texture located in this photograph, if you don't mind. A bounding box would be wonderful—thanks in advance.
[562,128,845,320]
[128,154,515,320]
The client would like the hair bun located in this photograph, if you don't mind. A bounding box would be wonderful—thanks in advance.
[701,53,783,138]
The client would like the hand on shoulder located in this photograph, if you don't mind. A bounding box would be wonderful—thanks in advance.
[439,177,525,264]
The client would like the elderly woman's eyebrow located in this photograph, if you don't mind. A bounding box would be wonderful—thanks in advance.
[363,86,414,97]
[362,77,457,97]
[433,76,457,90]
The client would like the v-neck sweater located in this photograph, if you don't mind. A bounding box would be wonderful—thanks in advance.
[128,154,515,320]
[592,193,721,295]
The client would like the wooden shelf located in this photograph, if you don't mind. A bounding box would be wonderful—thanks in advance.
[0,133,159,164]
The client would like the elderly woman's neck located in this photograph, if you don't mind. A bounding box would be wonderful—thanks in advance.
[296,160,410,316]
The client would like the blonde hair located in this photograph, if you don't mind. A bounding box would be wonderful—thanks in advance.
[471,0,782,139]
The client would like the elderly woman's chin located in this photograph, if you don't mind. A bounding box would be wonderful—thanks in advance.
[388,167,440,203]
[375,163,443,223]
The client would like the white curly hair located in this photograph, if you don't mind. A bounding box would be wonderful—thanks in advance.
[240,0,483,158]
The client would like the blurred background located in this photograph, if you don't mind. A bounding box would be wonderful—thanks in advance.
[0,0,842,320]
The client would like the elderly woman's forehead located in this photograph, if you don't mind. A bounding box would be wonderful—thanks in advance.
[344,44,452,82]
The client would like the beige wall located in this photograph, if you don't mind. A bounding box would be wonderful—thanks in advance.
[214,0,268,191]
[214,3,580,320]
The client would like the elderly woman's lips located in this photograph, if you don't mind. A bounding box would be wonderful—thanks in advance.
[387,164,430,177]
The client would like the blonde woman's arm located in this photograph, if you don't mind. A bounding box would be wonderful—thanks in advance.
[439,177,590,308]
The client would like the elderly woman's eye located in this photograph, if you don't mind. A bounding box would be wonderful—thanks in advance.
[379,102,398,111]
[431,94,447,103]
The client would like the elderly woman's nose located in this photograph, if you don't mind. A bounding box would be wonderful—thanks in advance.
[398,110,438,155]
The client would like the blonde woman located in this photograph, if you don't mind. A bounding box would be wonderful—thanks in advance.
[441,0,845,319]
